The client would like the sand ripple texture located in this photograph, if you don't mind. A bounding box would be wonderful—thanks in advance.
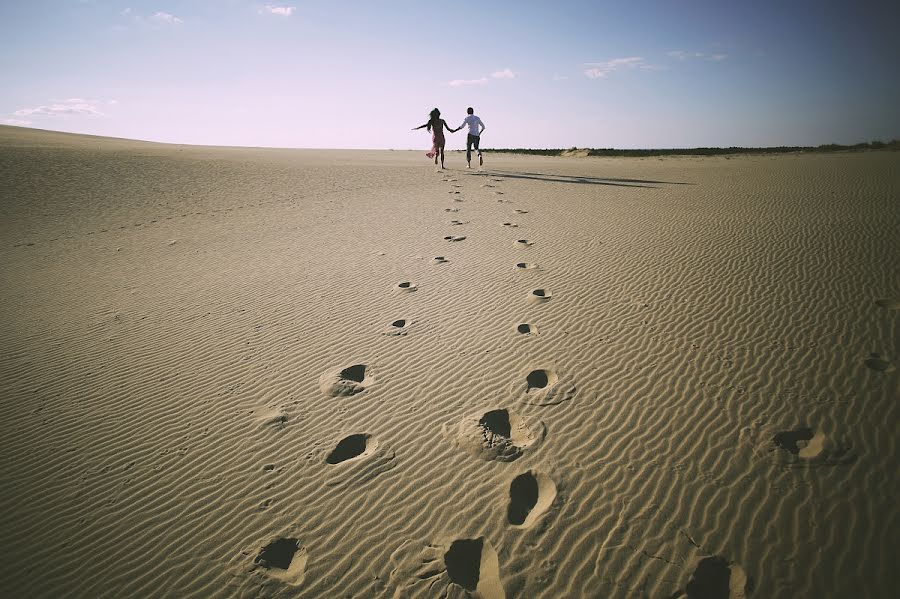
[1,126,899,598]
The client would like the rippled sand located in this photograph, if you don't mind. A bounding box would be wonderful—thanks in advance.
[1,125,898,598]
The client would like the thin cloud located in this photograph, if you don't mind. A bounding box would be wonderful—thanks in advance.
[447,77,489,87]
[151,11,183,24]
[584,57,645,79]
[668,50,728,62]
[491,68,515,79]
[552,74,569,81]
[263,5,296,16]
[3,118,32,126]
[15,99,105,117]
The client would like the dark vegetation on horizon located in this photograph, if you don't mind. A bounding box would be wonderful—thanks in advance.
[483,140,900,157]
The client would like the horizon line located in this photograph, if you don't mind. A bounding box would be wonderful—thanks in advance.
[1,124,897,155]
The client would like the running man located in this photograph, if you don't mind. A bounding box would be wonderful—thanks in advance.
[455,107,485,168]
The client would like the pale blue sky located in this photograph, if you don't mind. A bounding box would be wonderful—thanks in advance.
[2,0,898,149]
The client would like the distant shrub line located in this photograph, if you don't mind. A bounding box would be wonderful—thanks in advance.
[477,140,900,157]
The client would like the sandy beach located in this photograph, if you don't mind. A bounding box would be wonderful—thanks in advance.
[1,125,898,598]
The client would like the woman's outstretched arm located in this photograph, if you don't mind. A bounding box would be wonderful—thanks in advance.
[411,123,429,130]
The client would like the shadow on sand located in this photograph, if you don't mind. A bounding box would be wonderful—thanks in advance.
[475,170,694,188]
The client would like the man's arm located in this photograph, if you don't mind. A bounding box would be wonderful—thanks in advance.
[478,119,486,135]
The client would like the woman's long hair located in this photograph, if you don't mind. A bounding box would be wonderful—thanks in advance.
[427,108,440,132]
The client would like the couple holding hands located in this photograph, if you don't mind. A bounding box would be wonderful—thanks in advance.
[413,107,485,170]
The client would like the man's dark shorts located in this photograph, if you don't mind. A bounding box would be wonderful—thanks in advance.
[466,134,481,162]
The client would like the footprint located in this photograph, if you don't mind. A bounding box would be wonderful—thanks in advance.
[388,537,505,599]
[507,471,557,528]
[864,352,894,372]
[449,191,461,194]
[444,208,460,212]
[250,537,308,586]
[325,438,395,487]
[318,363,373,397]
[874,298,900,310]
[676,555,750,599]
[450,219,468,226]
[501,222,518,228]
[395,281,418,292]
[444,538,504,598]
[384,319,412,336]
[494,191,505,195]
[772,427,828,459]
[481,184,495,188]
[326,433,377,464]
[432,256,449,264]
[444,235,466,242]
[490,178,504,182]
[514,239,533,247]
[256,408,289,430]
[514,209,529,214]
[528,289,552,302]
[516,262,539,270]
[748,423,855,467]
[516,323,538,335]
[446,408,545,462]
[511,367,576,406]
[451,184,462,188]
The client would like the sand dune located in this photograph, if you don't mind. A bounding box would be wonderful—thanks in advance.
[0,125,898,597]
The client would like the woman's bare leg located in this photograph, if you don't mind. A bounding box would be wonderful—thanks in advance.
[439,147,445,169]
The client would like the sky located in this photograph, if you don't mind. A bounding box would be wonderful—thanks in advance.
[1,0,899,149]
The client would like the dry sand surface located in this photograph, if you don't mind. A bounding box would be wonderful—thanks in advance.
[1,125,898,598]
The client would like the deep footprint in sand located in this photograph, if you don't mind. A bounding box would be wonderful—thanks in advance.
[514,209,529,214]
[318,364,373,397]
[444,538,504,597]
[250,537,309,586]
[507,471,557,528]
[325,433,377,464]
[674,555,750,599]
[864,352,895,372]
[395,281,418,292]
[515,239,533,247]
[510,367,576,406]
[388,537,505,599]
[516,323,538,335]
[771,426,836,460]
[432,256,449,264]
[444,235,466,242]
[444,207,460,212]
[529,289,552,302]
[384,318,412,336]
[502,222,518,228]
[516,262,539,270]
[748,423,855,467]
[446,408,545,462]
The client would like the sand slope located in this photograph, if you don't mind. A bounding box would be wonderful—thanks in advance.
[1,125,898,598]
